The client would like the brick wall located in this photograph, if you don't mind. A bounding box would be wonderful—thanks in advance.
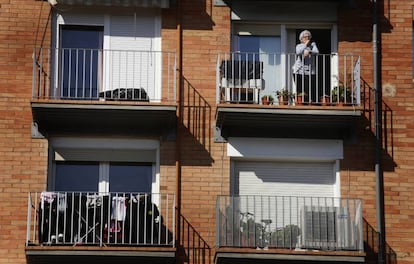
[338,1,414,263]
[2,0,414,263]
[176,0,414,263]
[0,1,51,263]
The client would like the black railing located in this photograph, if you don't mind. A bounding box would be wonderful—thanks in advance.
[26,192,175,247]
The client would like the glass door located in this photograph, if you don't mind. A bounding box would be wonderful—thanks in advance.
[234,35,281,96]
[59,26,103,99]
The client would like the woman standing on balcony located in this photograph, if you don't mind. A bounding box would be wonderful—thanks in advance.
[292,30,319,103]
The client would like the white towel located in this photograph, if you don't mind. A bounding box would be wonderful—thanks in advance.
[111,197,126,221]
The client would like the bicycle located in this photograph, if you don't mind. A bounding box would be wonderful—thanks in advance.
[238,211,255,247]
[257,219,272,249]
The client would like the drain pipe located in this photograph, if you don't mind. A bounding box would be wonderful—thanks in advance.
[175,0,183,260]
[373,0,386,263]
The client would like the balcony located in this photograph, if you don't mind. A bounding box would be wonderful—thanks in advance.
[26,192,175,264]
[215,52,363,141]
[47,0,171,8]
[31,48,177,138]
[215,195,365,264]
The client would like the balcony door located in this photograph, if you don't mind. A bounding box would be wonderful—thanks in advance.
[287,28,333,97]
[233,35,281,96]
[59,25,103,99]
[53,9,161,101]
[232,22,336,100]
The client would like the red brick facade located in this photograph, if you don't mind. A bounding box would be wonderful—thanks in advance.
[1,0,414,264]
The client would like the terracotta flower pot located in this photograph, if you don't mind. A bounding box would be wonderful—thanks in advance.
[320,96,331,106]
[278,96,289,105]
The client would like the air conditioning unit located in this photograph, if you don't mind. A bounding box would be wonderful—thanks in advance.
[300,206,356,250]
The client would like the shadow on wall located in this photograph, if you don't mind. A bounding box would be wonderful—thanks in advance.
[363,218,397,264]
[177,212,212,264]
[179,77,214,167]
[163,0,215,30]
[343,77,395,172]
[338,0,392,42]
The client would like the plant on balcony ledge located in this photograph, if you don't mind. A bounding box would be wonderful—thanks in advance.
[294,92,308,105]
[276,89,293,105]
[272,224,300,248]
[331,83,353,106]
[261,95,274,105]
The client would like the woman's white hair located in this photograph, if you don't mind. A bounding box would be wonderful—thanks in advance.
[299,30,312,41]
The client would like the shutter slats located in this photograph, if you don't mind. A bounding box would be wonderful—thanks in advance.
[235,161,335,197]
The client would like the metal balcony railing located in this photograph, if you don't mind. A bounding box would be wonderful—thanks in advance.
[216,52,360,106]
[33,48,176,102]
[216,195,363,251]
[26,192,175,247]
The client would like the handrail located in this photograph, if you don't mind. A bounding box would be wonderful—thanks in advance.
[216,195,363,251]
[26,191,175,247]
[32,48,176,103]
[216,52,361,107]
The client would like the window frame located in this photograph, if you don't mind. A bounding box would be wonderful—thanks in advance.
[48,137,160,197]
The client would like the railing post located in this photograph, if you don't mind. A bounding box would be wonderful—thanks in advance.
[216,53,221,104]
[26,192,32,246]
[32,48,37,98]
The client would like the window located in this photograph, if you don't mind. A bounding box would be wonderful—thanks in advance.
[49,137,159,195]
[55,161,99,192]
[109,162,152,193]
[54,161,153,193]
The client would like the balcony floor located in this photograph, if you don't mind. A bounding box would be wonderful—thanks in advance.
[31,99,177,139]
[26,245,176,264]
[216,104,362,141]
[215,247,365,264]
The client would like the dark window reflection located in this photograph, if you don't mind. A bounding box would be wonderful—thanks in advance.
[55,161,100,192]
[109,162,152,193]
[60,26,103,99]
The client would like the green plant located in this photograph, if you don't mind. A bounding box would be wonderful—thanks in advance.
[276,89,292,98]
[271,224,300,248]
[294,92,308,104]
[261,95,274,102]
[276,89,294,105]
[331,83,352,103]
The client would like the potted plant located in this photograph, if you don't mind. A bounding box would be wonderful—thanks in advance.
[276,89,292,105]
[331,83,352,105]
[261,95,274,105]
[272,224,300,248]
[295,92,308,105]
[319,95,331,106]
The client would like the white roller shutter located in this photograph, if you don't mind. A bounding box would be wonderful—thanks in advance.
[57,12,104,26]
[233,160,336,229]
[104,11,160,99]
[234,161,335,197]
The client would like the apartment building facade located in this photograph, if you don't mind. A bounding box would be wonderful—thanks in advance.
[0,0,412,264]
